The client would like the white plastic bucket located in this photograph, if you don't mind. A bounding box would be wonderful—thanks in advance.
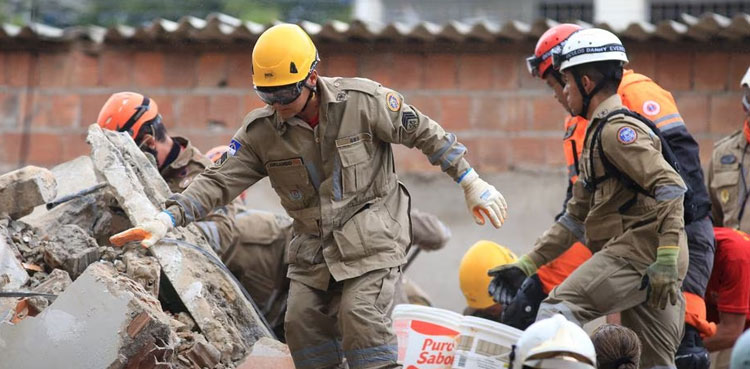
[452,315,523,369]
[392,304,463,368]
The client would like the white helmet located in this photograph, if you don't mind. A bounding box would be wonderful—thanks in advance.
[553,28,628,72]
[511,314,596,369]
[741,66,750,88]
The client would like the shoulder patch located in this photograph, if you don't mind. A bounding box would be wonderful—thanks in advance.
[642,100,661,116]
[721,154,737,165]
[617,126,637,144]
[386,92,401,112]
[229,139,242,156]
[401,109,419,132]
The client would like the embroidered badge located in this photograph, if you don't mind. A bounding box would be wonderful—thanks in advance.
[642,100,661,116]
[229,139,242,156]
[720,189,730,204]
[336,91,348,102]
[402,110,419,132]
[386,92,401,112]
[720,154,737,165]
[617,126,637,144]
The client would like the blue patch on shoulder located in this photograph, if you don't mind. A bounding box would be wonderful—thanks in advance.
[229,139,241,156]
[617,127,637,144]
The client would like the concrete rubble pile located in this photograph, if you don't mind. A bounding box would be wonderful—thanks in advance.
[0,124,292,369]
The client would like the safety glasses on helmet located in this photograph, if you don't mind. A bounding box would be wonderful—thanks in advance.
[525,56,542,77]
[254,60,318,105]
[526,45,562,77]
[255,80,307,105]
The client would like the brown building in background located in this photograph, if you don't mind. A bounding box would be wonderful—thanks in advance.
[0,13,748,174]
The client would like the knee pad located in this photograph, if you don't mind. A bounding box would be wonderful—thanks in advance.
[675,325,711,369]
[501,274,547,330]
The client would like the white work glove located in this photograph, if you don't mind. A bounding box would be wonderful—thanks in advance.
[459,168,508,228]
[109,211,175,248]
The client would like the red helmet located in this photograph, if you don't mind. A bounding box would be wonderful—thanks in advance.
[97,92,160,140]
[526,24,582,79]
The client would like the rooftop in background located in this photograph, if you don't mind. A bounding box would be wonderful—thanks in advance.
[1,11,749,45]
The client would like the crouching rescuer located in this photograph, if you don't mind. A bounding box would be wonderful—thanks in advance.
[111,23,507,369]
[487,28,688,369]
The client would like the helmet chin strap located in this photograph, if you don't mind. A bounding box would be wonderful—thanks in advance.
[742,94,750,114]
[298,84,317,115]
[572,70,606,119]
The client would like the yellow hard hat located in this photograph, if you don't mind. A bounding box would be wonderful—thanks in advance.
[459,240,517,309]
[252,23,319,88]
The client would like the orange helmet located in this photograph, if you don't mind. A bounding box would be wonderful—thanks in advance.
[206,145,230,163]
[97,92,160,140]
[526,24,582,79]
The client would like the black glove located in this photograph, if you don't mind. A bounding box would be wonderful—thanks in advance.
[488,265,528,306]
[675,324,711,369]
[501,274,548,330]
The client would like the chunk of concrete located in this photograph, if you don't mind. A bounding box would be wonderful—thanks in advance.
[0,231,28,291]
[43,225,100,280]
[0,166,57,219]
[237,337,295,369]
[0,262,176,369]
[87,124,273,361]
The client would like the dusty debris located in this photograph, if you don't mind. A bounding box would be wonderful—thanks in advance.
[88,124,273,360]
[0,166,57,219]
[0,220,29,291]
[0,124,284,369]
[123,251,161,298]
[44,224,101,280]
[0,262,177,369]
[25,268,72,313]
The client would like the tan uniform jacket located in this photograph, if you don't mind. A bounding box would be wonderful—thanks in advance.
[166,76,471,290]
[707,130,750,230]
[161,137,238,252]
[528,95,689,273]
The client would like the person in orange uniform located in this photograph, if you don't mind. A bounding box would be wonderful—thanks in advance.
[494,24,716,369]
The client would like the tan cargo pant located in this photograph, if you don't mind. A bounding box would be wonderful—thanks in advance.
[537,250,685,369]
[285,267,401,369]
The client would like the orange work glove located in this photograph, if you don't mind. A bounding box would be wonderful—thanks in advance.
[110,211,174,248]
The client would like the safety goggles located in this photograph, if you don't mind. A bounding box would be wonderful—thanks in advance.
[254,60,318,105]
[255,79,307,105]
[526,45,562,77]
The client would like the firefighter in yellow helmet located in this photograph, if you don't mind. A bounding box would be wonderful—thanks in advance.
[112,23,508,369]
[459,240,517,321]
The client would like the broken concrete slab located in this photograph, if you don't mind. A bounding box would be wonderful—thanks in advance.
[0,229,28,291]
[0,262,176,369]
[87,124,273,361]
[0,166,57,219]
[43,224,100,280]
[237,337,295,369]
